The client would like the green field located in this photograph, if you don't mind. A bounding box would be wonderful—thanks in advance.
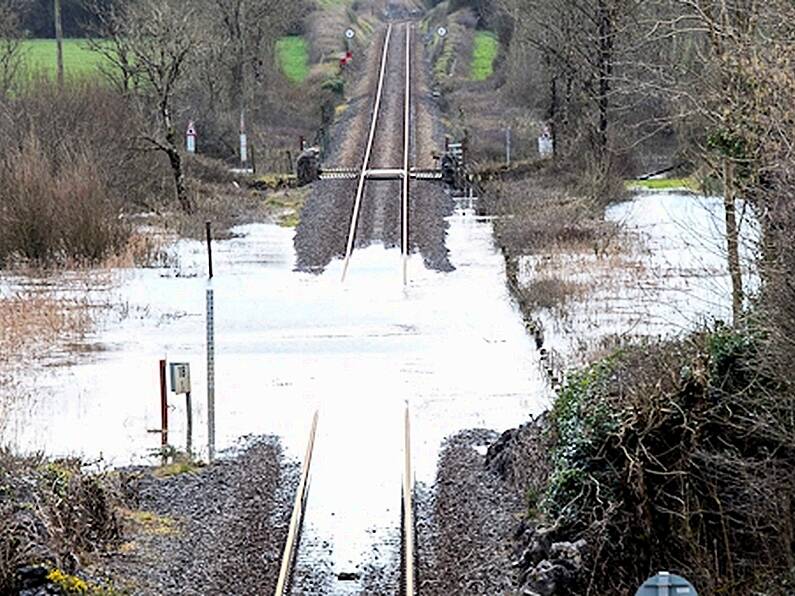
[20,38,307,83]
[276,36,310,84]
[20,39,106,79]
[471,31,498,81]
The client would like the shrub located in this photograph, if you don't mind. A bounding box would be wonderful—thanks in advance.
[0,136,129,266]
[542,330,795,594]
[0,452,122,594]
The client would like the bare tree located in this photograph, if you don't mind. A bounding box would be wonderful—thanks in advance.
[83,0,141,94]
[207,0,306,143]
[0,0,23,96]
[120,0,204,214]
[499,0,647,197]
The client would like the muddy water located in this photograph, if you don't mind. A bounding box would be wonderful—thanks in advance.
[2,202,549,593]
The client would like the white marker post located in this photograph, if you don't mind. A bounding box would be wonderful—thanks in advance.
[186,121,197,154]
[240,110,248,166]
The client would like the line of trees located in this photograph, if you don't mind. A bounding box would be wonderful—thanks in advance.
[1,0,312,215]
[490,1,795,591]
[0,0,317,266]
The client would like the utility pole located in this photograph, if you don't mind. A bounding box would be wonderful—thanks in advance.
[239,0,248,168]
[54,0,64,88]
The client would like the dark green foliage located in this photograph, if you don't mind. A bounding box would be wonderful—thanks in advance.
[542,331,795,594]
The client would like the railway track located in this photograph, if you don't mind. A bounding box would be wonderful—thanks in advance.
[273,405,417,595]
[273,23,422,595]
[341,23,415,285]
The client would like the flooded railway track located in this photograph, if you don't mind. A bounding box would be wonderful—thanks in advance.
[274,406,417,595]
[340,22,415,285]
[277,21,430,595]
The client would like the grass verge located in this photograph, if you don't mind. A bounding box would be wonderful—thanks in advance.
[276,36,310,84]
[470,31,498,81]
[626,177,700,191]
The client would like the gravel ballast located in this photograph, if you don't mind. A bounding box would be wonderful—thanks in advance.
[294,22,452,275]
[417,429,526,595]
[94,437,297,595]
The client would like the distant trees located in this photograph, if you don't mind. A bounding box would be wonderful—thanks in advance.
[0,0,23,95]
[499,0,648,197]
[16,0,99,38]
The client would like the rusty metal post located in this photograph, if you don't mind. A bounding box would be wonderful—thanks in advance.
[159,359,168,450]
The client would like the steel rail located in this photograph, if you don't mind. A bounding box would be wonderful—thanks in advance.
[341,24,394,282]
[274,411,320,596]
[401,24,411,286]
[402,404,416,595]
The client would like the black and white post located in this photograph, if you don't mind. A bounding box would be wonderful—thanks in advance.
[206,223,216,462]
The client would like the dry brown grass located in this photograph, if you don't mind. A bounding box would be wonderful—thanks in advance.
[0,292,94,366]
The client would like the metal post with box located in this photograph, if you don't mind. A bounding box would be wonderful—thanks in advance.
[169,362,193,456]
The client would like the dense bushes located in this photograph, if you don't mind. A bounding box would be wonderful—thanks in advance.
[540,328,795,594]
[0,138,129,266]
[0,80,171,267]
[0,452,122,594]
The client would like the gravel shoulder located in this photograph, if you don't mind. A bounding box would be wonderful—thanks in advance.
[417,429,526,595]
[92,437,297,595]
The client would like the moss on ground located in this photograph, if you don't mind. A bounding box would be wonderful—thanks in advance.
[153,460,203,479]
[121,509,180,537]
[626,177,700,191]
[264,188,308,228]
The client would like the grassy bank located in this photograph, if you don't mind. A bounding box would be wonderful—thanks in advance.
[276,36,310,83]
[471,31,498,81]
[526,326,795,593]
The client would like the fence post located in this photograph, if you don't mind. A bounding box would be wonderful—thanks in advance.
[185,391,193,456]
[205,222,214,279]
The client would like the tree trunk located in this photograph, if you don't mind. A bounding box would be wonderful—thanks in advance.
[162,99,193,214]
[596,0,613,161]
[724,159,744,323]
[54,0,64,88]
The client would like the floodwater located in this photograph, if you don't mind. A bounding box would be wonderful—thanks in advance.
[2,189,746,591]
[1,200,550,592]
[519,190,759,369]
